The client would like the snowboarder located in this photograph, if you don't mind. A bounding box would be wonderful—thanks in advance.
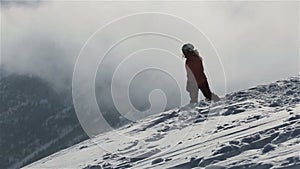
[182,43,220,103]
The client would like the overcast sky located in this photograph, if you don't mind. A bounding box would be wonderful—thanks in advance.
[1,1,299,104]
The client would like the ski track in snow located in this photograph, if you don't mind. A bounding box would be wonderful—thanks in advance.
[23,77,300,169]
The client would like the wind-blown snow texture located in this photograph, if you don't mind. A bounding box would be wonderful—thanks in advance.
[24,76,300,169]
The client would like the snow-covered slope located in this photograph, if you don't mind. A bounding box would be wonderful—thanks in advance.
[24,76,300,169]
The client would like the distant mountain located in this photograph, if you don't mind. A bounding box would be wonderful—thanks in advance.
[0,67,8,80]
[0,74,88,169]
[23,76,300,169]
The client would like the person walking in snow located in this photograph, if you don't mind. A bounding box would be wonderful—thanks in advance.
[182,43,220,103]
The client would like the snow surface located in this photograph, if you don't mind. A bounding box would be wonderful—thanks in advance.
[23,77,300,169]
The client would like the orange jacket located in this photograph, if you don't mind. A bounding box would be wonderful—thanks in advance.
[185,53,207,85]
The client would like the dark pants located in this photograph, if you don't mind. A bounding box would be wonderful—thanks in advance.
[187,81,216,103]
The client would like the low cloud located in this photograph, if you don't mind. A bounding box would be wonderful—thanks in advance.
[1,0,42,9]
[1,1,299,117]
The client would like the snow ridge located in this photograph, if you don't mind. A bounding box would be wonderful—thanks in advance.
[24,76,300,169]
